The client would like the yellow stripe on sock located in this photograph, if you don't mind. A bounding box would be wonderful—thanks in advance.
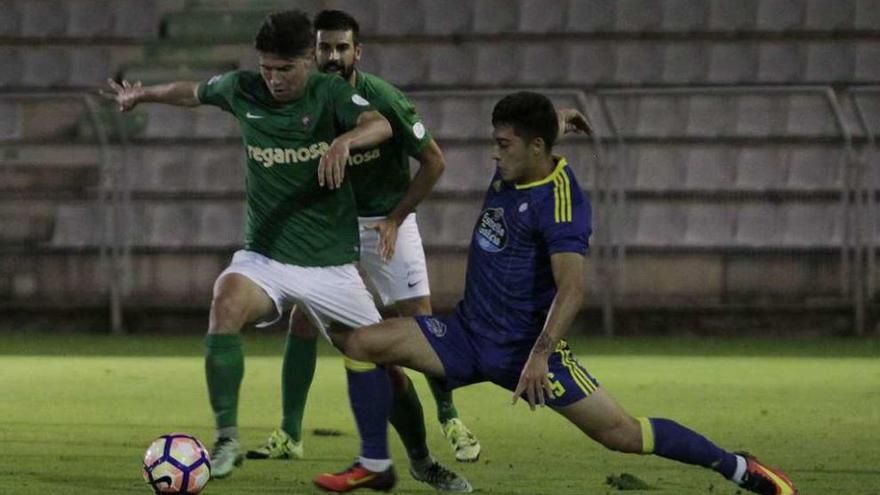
[344,357,377,372]
[637,417,654,454]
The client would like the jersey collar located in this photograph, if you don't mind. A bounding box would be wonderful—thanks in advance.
[514,156,568,190]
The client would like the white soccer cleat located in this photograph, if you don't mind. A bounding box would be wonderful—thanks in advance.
[441,418,481,463]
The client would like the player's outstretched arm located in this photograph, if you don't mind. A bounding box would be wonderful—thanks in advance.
[513,252,586,410]
[100,78,201,112]
[557,108,593,137]
[367,139,445,262]
[319,110,392,189]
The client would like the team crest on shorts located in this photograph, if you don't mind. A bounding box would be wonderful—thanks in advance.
[476,207,507,252]
[425,317,447,338]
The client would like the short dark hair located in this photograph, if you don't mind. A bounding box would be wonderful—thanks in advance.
[314,9,360,45]
[492,91,558,152]
[254,10,313,58]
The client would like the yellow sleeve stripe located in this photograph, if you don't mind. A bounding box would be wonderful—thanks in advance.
[344,357,377,372]
[637,417,655,454]
[553,172,572,223]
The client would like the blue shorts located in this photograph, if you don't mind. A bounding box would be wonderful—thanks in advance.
[415,314,600,407]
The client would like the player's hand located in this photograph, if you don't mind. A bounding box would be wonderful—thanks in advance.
[558,108,593,136]
[512,351,554,411]
[365,217,399,263]
[318,138,351,189]
[100,78,144,112]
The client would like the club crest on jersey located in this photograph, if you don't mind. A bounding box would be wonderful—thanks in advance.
[301,115,312,128]
[476,207,507,252]
[424,317,447,338]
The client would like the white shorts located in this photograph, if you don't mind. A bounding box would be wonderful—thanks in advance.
[218,250,381,340]
[358,213,431,307]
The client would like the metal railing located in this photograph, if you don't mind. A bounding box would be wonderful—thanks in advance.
[593,85,867,334]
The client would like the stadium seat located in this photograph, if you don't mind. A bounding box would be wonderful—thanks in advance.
[376,45,429,88]
[50,203,99,247]
[684,204,735,247]
[632,146,684,191]
[473,44,520,86]
[432,145,496,193]
[18,0,67,37]
[111,0,160,38]
[473,0,519,33]
[683,146,733,190]
[519,43,565,85]
[0,4,20,36]
[142,106,196,139]
[756,0,805,32]
[782,203,840,247]
[422,0,472,35]
[805,42,856,83]
[805,0,856,30]
[518,0,566,33]
[707,0,759,32]
[660,0,711,32]
[632,96,681,137]
[614,43,664,85]
[735,148,784,190]
[733,96,788,137]
[734,203,782,247]
[376,0,424,35]
[786,95,840,137]
[757,42,804,83]
[614,0,662,32]
[706,43,759,83]
[132,146,244,193]
[67,0,114,37]
[69,48,111,87]
[193,202,244,246]
[854,0,880,29]
[416,198,483,247]
[0,102,22,140]
[565,0,616,32]
[784,147,842,190]
[631,202,686,247]
[661,42,709,84]
[855,42,880,81]
[564,42,617,85]
[20,48,71,88]
[427,45,475,86]
[0,202,54,244]
[17,100,85,140]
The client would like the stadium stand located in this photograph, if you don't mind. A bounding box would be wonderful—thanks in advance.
[2,0,879,332]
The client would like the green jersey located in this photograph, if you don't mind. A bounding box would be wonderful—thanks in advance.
[197,70,374,266]
[348,71,433,217]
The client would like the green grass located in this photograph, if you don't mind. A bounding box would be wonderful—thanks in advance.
[2,332,879,494]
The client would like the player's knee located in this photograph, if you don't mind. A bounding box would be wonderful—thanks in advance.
[209,295,249,332]
[344,328,386,363]
[594,417,642,454]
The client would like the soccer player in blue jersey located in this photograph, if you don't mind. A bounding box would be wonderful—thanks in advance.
[328,92,798,495]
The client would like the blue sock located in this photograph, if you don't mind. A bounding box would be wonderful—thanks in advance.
[345,360,392,460]
[639,417,738,479]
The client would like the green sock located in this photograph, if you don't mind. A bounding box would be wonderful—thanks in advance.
[280,334,317,442]
[205,334,244,432]
[389,375,430,461]
[426,375,459,424]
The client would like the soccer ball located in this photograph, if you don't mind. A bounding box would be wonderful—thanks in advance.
[143,433,211,494]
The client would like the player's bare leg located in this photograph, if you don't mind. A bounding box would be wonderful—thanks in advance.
[394,297,481,462]
[332,317,446,377]
[206,273,276,478]
[554,389,797,495]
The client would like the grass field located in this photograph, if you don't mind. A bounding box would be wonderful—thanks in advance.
[2,332,879,494]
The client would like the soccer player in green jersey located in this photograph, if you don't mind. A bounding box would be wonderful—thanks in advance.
[102,10,428,488]
[247,9,483,477]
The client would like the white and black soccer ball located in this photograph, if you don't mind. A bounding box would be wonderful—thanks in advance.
[143,433,211,494]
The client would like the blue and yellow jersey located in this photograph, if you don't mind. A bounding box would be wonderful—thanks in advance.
[455,156,592,346]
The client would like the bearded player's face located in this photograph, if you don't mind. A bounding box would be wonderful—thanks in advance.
[315,29,361,82]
